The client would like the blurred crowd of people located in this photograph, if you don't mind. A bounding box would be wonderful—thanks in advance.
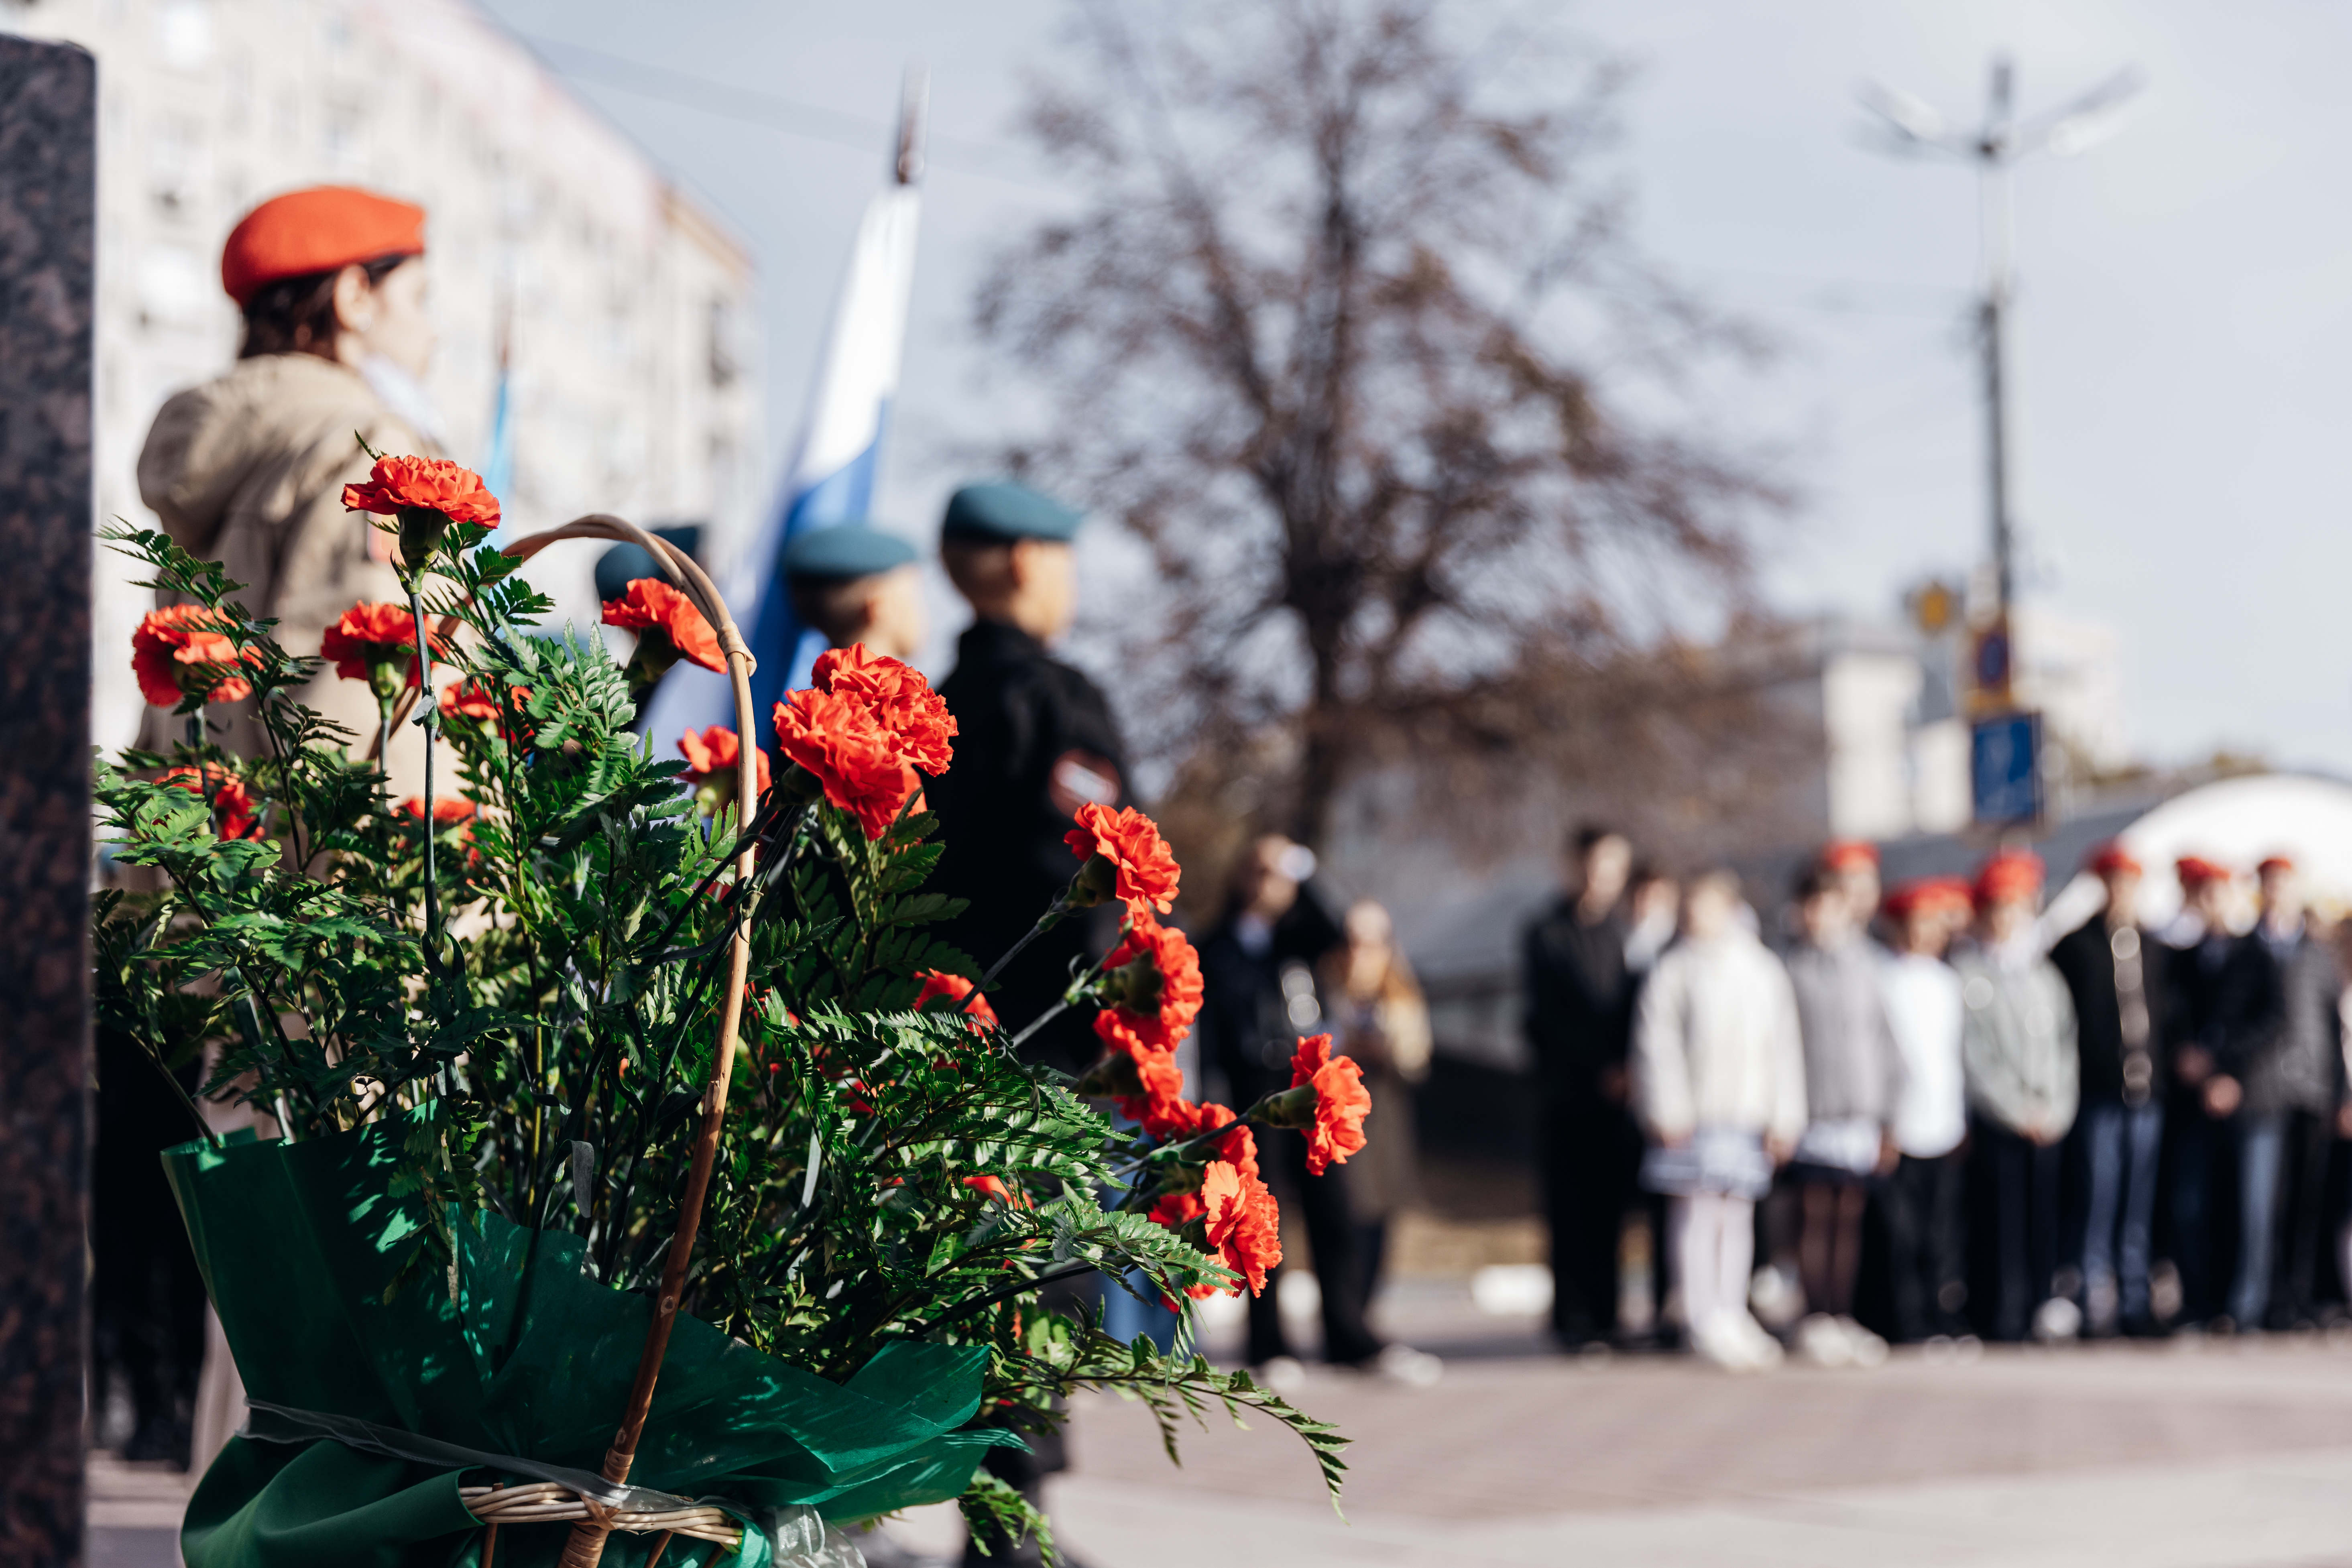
[1526,827,2352,1370]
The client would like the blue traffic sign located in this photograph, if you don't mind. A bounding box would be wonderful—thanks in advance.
[1972,711,2042,827]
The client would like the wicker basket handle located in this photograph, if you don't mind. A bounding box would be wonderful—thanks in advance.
[482,517,761,1568]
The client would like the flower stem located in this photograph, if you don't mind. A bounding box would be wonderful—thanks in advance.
[406,587,440,981]
[962,899,1071,1014]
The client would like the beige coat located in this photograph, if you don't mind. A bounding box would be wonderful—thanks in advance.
[136,353,439,792]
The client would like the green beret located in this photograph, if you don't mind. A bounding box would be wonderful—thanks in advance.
[781,522,918,582]
[940,481,1083,544]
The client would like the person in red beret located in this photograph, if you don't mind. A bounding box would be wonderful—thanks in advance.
[134,185,443,791]
[1877,877,1974,1344]
[2163,853,2264,1328]
[2048,840,2169,1336]
[1955,848,2079,1341]
[1819,840,1881,933]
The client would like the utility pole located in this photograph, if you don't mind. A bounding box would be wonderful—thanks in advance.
[1861,55,2143,624]
[1860,55,2142,826]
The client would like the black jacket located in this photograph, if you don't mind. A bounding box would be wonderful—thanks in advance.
[2162,929,2277,1105]
[1195,893,1347,1112]
[2239,928,2345,1118]
[1521,897,1633,1096]
[2050,915,2169,1108]
[928,619,1129,1075]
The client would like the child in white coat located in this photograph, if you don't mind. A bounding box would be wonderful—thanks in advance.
[1633,869,1809,1371]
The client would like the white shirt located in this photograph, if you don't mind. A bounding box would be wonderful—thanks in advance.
[1881,950,1967,1159]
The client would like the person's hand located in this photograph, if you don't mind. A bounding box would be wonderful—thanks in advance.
[2177,1045,2214,1086]
[1765,1133,1796,1167]
[2336,1102,2352,1140]
[1657,1128,1691,1149]
[2204,1074,2243,1119]
[1598,1064,1629,1105]
[1876,1131,1902,1175]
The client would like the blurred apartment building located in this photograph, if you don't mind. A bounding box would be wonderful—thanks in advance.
[2,0,763,752]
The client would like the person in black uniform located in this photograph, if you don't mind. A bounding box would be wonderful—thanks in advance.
[1522,825,1641,1348]
[2049,841,2169,1336]
[928,482,1129,1080]
[925,481,1121,1568]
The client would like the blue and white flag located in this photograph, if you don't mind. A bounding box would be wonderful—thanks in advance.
[645,177,922,745]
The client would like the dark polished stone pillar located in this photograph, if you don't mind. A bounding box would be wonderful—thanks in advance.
[0,34,97,1568]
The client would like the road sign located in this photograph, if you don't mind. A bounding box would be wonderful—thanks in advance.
[1972,710,2042,827]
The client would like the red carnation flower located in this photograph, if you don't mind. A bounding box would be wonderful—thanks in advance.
[812,643,957,776]
[772,689,920,840]
[341,455,502,527]
[1200,1158,1283,1295]
[1064,803,1180,915]
[1093,908,1204,1056]
[132,606,256,707]
[602,578,726,675]
[400,796,478,827]
[1289,1032,1371,1176]
[914,969,999,1031]
[1146,1096,1259,1182]
[678,724,773,804]
[160,764,259,840]
[440,679,532,741]
[320,601,448,691]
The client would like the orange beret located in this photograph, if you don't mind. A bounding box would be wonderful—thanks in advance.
[1820,839,1880,872]
[1973,849,2044,909]
[2175,855,2232,889]
[221,186,425,306]
[1883,876,1972,920]
[2084,840,2142,878]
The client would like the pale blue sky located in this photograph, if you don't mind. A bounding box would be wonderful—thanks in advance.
[476,0,2352,776]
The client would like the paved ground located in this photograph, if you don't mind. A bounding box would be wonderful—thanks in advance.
[91,1296,2352,1567]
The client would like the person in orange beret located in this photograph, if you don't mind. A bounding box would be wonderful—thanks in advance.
[2048,841,2169,1336]
[2163,853,2262,1328]
[1818,839,1881,933]
[1955,849,2079,1341]
[134,185,443,789]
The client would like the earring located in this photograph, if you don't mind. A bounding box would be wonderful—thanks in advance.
[352,313,376,331]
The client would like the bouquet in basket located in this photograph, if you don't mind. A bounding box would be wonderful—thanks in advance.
[95,456,1365,1568]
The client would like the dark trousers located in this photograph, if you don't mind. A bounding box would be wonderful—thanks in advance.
[1245,1127,1384,1366]
[1883,1148,1967,1340]
[91,1030,208,1464]
[1542,1084,1637,1344]
[1971,1119,2061,1342]
[2167,1108,2236,1324]
[2273,1107,2337,1326]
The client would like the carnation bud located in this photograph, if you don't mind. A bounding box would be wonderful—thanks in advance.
[622,632,681,703]
[1251,1084,1320,1131]
[1075,1052,1144,1101]
[692,774,739,821]
[397,504,453,577]
[1107,952,1166,1016]
[365,654,406,707]
[1067,853,1120,910]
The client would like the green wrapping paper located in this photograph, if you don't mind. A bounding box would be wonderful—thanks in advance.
[163,1119,1016,1568]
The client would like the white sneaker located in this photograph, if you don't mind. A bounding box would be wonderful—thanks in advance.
[1689,1316,1754,1372]
[1373,1343,1444,1387]
[1797,1312,1853,1367]
[1837,1316,1889,1368]
[1730,1312,1784,1370]
[1255,1354,1307,1395]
